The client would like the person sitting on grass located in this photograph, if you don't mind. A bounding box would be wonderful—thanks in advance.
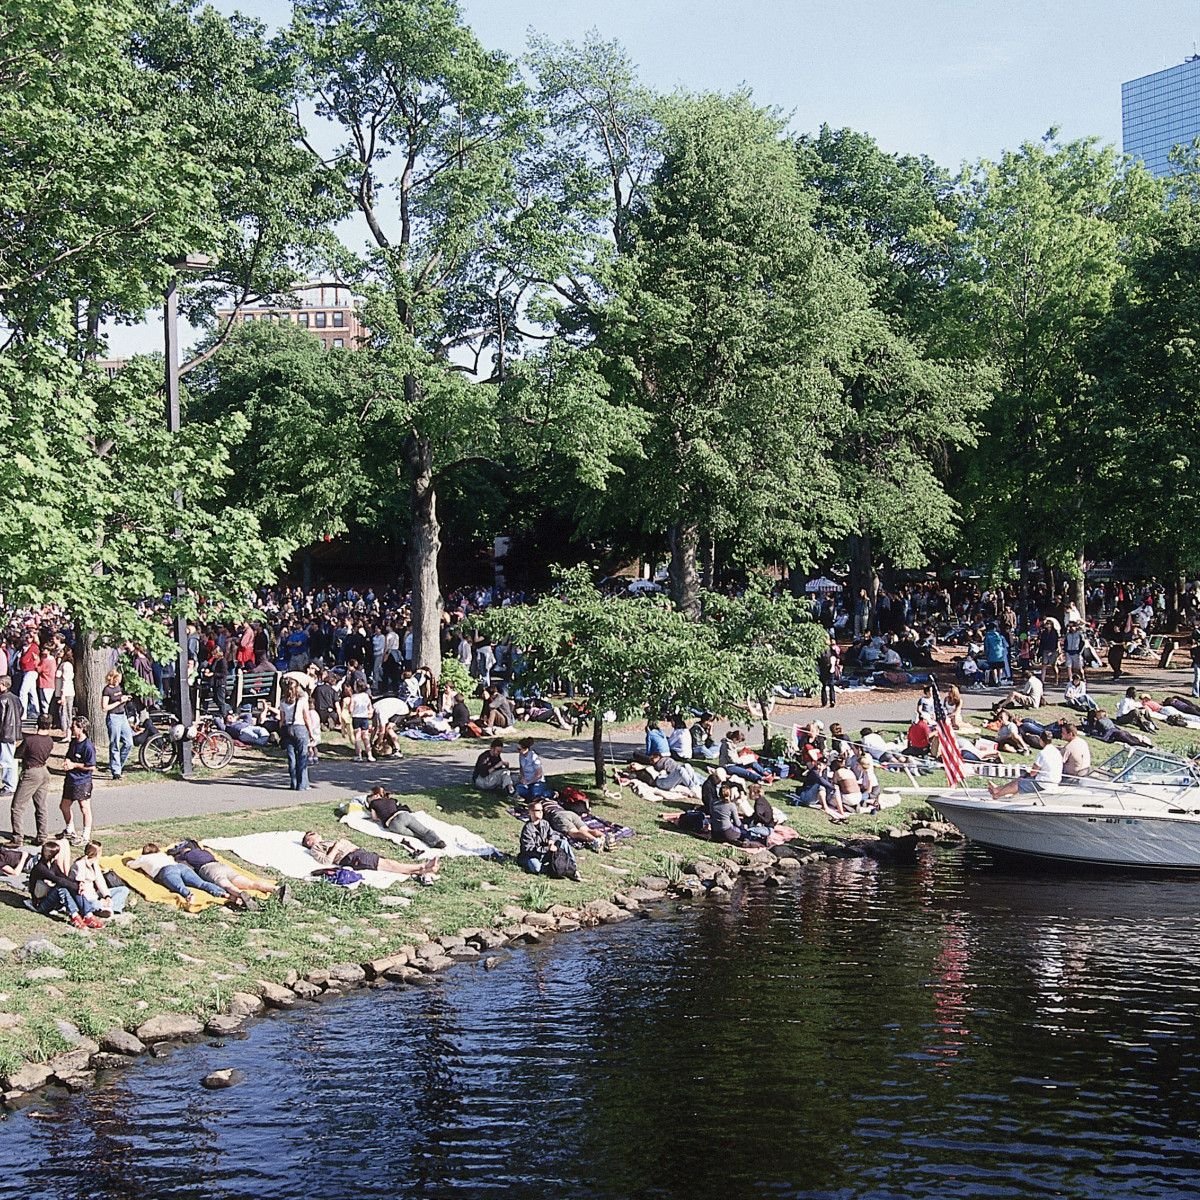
[989,708,1030,754]
[479,686,517,735]
[991,670,1044,716]
[29,839,104,928]
[540,794,611,853]
[364,785,447,849]
[167,839,276,910]
[301,831,440,881]
[830,753,865,812]
[1114,686,1158,734]
[472,739,516,794]
[719,729,775,782]
[71,841,130,916]
[517,738,553,800]
[517,798,580,880]
[1063,674,1097,713]
[126,842,230,912]
[690,713,720,761]
[902,716,935,758]
[710,782,748,845]
[987,730,1063,799]
[666,714,690,760]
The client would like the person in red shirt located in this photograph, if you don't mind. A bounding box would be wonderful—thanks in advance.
[903,717,933,758]
[35,645,56,717]
[16,633,40,720]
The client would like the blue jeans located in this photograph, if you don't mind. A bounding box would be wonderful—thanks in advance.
[516,780,552,801]
[36,886,96,919]
[284,726,310,790]
[0,741,15,792]
[518,851,545,874]
[724,762,768,782]
[1192,665,1200,698]
[107,714,133,777]
[157,864,225,900]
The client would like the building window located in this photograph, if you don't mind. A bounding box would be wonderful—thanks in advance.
[332,338,344,349]
[314,311,327,328]
[296,312,309,327]
[244,314,255,322]
[332,311,345,328]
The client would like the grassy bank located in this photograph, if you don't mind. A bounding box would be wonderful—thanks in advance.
[0,772,931,1079]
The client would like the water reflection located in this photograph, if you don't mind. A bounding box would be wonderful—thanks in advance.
[4,847,1200,1199]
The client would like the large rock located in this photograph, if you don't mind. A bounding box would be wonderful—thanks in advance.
[687,859,720,881]
[18,937,66,961]
[381,965,424,984]
[99,1028,146,1056]
[580,899,624,924]
[415,942,448,961]
[136,1014,203,1043]
[365,953,410,979]
[26,966,67,981]
[291,980,322,1000]
[228,991,264,1019]
[0,936,18,956]
[205,1014,245,1036]
[469,931,507,951]
[636,876,670,892]
[445,945,480,962]
[327,962,366,984]
[0,1013,24,1032]
[435,934,466,949]
[624,887,667,904]
[256,981,295,1009]
[3,1061,53,1092]
[416,954,455,974]
[522,912,557,928]
[49,1047,98,1080]
[201,1069,245,1090]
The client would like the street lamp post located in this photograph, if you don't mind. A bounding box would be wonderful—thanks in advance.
[163,254,212,777]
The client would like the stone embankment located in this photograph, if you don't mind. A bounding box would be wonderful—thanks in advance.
[0,818,962,1109]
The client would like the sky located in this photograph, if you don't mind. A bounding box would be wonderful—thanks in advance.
[110,0,1200,356]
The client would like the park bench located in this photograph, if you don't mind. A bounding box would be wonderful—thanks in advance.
[231,666,280,710]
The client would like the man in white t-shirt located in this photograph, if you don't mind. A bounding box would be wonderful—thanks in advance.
[991,671,1043,716]
[987,731,1063,798]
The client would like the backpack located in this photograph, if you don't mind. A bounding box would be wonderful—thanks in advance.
[679,806,708,834]
[544,844,576,880]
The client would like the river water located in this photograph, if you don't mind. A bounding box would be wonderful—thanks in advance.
[4,846,1200,1199]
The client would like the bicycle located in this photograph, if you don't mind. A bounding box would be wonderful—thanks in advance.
[139,714,236,773]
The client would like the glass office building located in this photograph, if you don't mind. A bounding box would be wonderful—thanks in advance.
[1122,56,1200,176]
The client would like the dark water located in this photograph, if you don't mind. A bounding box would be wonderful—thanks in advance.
[5,847,1200,1199]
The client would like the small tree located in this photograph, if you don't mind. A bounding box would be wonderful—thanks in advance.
[702,585,824,747]
[475,569,736,785]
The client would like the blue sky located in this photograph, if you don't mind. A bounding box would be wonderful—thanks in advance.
[113,0,1200,356]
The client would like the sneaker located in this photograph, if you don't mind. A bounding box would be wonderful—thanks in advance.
[83,914,104,929]
[586,839,602,852]
[70,914,88,930]
[240,896,259,912]
[367,754,376,762]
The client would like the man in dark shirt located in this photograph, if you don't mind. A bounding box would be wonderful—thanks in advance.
[449,691,473,733]
[472,739,514,793]
[517,798,579,879]
[11,715,55,847]
[0,674,23,796]
[364,785,446,848]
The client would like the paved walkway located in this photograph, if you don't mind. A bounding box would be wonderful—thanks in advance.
[77,655,1192,830]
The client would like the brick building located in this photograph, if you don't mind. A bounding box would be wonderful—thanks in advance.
[217,283,367,350]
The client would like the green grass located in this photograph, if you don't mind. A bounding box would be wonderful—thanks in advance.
[0,768,930,1079]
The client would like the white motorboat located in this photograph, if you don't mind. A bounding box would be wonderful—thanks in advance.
[929,748,1200,870]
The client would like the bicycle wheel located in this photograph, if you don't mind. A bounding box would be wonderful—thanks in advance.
[140,732,178,773]
[197,730,235,770]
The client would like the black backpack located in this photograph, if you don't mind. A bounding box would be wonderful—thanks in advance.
[544,844,576,880]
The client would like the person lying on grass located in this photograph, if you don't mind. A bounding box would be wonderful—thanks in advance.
[300,831,440,881]
[127,842,230,913]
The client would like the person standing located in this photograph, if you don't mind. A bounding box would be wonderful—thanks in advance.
[0,675,22,797]
[35,644,56,717]
[818,635,838,708]
[59,716,96,847]
[101,669,134,781]
[1190,632,1200,699]
[56,646,75,733]
[10,715,55,847]
[279,677,311,790]
[16,632,39,720]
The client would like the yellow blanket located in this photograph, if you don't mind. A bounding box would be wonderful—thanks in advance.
[101,852,271,912]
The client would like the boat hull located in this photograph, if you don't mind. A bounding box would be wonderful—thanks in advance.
[930,794,1200,870]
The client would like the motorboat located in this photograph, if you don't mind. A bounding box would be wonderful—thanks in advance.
[929,748,1200,870]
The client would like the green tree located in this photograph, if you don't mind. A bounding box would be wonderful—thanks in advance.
[948,133,1161,614]
[603,91,849,615]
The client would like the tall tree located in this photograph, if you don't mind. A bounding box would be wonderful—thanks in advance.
[603,91,849,615]
[948,133,1161,615]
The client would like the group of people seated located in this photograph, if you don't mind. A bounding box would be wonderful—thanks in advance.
[788,721,885,821]
[5,834,279,927]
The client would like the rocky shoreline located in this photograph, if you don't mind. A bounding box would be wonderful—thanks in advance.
[0,817,962,1111]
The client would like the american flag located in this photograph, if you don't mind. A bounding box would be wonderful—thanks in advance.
[930,678,966,788]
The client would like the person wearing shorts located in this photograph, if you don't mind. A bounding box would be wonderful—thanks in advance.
[301,832,439,880]
[59,717,96,847]
[167,839,275,909]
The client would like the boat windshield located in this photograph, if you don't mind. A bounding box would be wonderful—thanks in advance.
[1099,747,1200,789]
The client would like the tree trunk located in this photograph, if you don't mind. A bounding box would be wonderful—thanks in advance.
[592,714,605,788]
[1072,549,1087,625]
[668,519,700,618]
[847,529,879,630]
[75,630,110,751]
[406,426,443,674]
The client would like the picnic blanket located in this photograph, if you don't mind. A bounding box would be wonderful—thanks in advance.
[398,728,460,741]
[509,804,635,841]
[340,809,498,861]
[99,851,265,912]
[204,831,407,890]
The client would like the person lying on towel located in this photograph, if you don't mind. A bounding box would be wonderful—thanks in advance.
[127,842,232,912]
[301,831,439,881]
[167,839,277,910]
[364,786,447,849]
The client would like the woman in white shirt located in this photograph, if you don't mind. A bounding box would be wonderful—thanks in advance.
[57,646,75,734]
[348,680,375,762]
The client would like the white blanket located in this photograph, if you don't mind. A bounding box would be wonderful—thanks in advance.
[340,810,498,861]
[204,831,408,891]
